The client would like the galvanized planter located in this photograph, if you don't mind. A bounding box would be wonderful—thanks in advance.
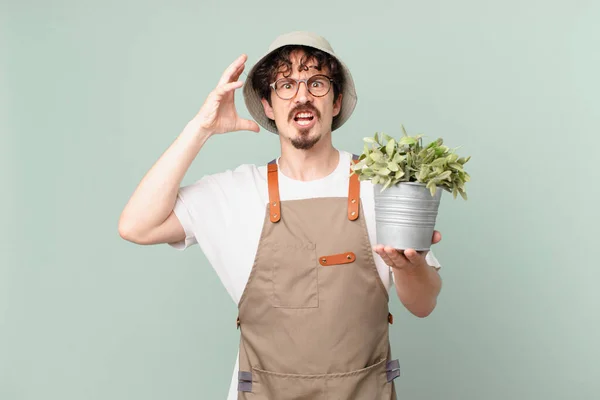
[373,181,443,251]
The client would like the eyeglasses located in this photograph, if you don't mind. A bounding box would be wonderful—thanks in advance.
[269,74,334,100]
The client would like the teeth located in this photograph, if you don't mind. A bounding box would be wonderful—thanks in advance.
[295,112,314,118]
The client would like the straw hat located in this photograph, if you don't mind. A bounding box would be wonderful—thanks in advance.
[242,31,357,134]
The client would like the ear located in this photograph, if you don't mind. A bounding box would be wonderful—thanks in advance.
[333,93,342,117]
[261,98,275,120]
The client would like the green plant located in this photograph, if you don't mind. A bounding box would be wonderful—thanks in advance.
[351,125,471,199]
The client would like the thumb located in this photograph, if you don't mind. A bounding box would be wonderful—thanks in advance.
[237,119,260,133]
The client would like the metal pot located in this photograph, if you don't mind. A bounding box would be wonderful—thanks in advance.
[373,181,443,251]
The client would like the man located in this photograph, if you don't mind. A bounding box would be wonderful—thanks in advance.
[119,31,442,400]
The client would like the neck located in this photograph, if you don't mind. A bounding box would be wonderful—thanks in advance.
[278,137,339,181]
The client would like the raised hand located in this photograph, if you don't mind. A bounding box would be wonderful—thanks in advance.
[193,54,260,135]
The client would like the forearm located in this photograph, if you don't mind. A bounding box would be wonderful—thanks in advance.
[392,263,442,318]
[118,118,212,238]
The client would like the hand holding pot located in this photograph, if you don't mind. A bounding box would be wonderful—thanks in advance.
[373,230,442,272]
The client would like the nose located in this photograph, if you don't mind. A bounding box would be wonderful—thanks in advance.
[294,81,312,104]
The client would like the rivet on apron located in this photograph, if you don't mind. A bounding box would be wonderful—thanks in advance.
[321,258,327,264]
[346,254,352,260]
[273,214,278,218]
[351,211,356,216]
[351,199,356,204]
[272,202,277,206]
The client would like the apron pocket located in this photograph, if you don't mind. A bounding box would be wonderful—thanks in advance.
[324,358,391,399]
[248,358,390,400]
[271,241,318,308]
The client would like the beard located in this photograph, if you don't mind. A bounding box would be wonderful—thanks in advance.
[287,103,322,149]
[290,128,321,150]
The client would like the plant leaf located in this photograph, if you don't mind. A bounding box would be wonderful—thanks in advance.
[399,136,417,146]
[386,138,396,157]
[430,157,447,167]
[448,162,463,171]
[393,153,406,163]
[437,170,452,181]
[457,155,471,164]
[370,152,383,162]
[381,177,393,191]
[387,161,399,172]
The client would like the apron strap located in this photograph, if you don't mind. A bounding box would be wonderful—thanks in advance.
[348,154,361,221]
[267,155,360,223]
[267,161,281,223]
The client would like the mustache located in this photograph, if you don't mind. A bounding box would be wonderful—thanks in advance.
[289,105,321,121]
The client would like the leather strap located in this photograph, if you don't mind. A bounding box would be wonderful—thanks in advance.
[348,158,360,221]
[267,163,281,223]
[268,157,359,223]
[319,252,356,266]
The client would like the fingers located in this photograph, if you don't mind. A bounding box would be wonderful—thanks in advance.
[373,245,409,268]
[432,230,442,244]
[385,246,409,266]
[375,246,394,266]
[236,119,260,133]
[373,244,429,269]
[218,54,248,87]
[231,62,246,82]
[214,80,244,98]
[404,249,424,265]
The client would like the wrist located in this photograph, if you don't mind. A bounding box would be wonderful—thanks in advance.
[185,118,214,141]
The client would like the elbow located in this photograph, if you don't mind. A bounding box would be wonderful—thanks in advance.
[405,298,438,318]
[118,217,142,243]
[411,303,436,318]
[118,223,134,242]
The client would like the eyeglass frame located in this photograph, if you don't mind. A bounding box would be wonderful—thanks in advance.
[269,74,335,100]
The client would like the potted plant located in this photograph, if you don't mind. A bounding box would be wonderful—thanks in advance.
[351,125,471,251]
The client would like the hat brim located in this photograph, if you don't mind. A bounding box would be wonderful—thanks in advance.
[243,39,357,135]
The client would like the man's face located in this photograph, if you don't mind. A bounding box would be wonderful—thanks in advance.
[261,50,342,150]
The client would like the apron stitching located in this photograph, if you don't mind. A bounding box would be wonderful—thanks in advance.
[357,202,390,301]
[238,203,272,309]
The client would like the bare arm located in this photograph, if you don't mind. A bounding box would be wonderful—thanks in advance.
[118,54,259,244]
[373,230,443,318]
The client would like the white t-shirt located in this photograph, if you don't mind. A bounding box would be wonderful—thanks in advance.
[169,149,441,400]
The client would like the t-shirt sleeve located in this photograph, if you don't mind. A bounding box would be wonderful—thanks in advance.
[168,190,199,250]
[167,172,235,253]
[426,249,442,269]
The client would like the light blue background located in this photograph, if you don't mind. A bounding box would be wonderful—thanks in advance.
[2,0,599,399]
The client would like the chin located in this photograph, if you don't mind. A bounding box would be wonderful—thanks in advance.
[290,131,322,150]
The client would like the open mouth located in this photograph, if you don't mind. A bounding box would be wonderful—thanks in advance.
[293,111,315,126]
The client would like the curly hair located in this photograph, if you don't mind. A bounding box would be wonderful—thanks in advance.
[251,45,345,111]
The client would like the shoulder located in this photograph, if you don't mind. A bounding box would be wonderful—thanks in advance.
[182,163,267,192]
